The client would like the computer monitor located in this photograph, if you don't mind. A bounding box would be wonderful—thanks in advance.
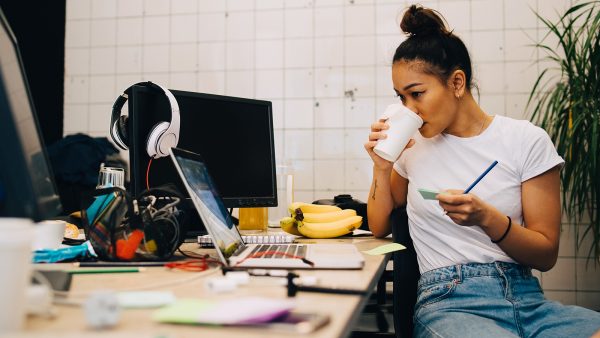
[129,87,278,209]
[0,7,62,221]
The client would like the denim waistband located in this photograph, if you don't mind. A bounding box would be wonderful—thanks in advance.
[418,261,532,288]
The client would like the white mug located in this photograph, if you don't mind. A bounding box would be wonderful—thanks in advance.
[0,218,34,333]
[373,104,423,162]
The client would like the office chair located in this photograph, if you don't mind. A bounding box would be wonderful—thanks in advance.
[391,206,420,338]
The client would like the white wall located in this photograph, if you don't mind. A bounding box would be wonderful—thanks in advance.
[63,0,600,309]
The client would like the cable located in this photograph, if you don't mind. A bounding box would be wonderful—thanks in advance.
[146,157,154,190]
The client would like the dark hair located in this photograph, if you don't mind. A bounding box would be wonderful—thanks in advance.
[393,5,473,90]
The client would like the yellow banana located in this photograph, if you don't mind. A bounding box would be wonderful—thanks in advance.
[297,216,363,239]
[288,202,342,215]
[280,216,302,236]
[296,209,357,223]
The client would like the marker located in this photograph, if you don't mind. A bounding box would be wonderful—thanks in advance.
[463,160,499,194]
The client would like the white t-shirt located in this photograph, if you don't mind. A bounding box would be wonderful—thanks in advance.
[394,115,564,273]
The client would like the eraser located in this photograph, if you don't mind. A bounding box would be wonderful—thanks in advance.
[418,188,439,200]
[205,277,237,293]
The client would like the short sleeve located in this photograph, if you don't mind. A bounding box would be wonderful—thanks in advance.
[393,154,408,179]
[521,124,565,182]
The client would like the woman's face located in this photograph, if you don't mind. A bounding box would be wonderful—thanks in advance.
[391,60,458,138]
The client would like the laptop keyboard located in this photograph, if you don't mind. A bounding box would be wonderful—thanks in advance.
[245,244,306,259]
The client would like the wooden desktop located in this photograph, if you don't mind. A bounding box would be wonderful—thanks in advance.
[21,236,392,338]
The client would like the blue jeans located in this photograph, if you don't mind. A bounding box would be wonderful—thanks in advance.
[414,262,600,338]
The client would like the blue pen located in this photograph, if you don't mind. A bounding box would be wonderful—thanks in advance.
[463,160,499,194]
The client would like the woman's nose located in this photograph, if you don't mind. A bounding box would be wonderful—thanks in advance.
[404,102,418,114]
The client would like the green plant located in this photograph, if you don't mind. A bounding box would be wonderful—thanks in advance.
[527,1,600,263]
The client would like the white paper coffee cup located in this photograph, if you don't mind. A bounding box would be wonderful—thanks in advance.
[0,218,34,333]
[373,104,423,162]
[32,220,66,250]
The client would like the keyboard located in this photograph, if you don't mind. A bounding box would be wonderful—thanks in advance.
[197,234,296,247]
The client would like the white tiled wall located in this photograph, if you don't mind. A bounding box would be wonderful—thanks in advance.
[63,0,600,309]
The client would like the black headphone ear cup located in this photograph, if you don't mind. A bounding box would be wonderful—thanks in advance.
[117,116,129,147]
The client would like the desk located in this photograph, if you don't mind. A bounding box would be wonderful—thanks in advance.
[21,236,392,338]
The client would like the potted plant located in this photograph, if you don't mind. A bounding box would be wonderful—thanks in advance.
[528,1,600,263]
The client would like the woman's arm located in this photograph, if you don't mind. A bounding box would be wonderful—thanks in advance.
[367,169,408,238]
[437,166,561,271]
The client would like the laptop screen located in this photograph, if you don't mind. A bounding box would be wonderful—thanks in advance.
[169,148,245,260]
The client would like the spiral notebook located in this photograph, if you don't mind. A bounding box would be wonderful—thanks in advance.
[197,234,296,247]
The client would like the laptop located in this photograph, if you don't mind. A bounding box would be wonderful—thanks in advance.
[168,147,365,269]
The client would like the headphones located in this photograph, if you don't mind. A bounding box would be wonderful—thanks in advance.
[110,81,181,159]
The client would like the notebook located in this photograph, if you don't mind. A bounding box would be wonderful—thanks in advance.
[168,148,364,269]
[198,234,296,247]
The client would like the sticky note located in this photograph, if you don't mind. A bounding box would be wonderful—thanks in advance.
[418,188,439,200]
[362,243,406,255]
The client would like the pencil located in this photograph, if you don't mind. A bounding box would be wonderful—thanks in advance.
[463,160,499,194]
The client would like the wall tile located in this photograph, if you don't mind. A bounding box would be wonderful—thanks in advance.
[505,61,539,94]
[88,104,110,132]
[315,37,344,68]
[143,0,170,16]
[257,0,285,10]
[345,129,369,159]
[198,13,226,42]
[504,93,530,120]
[345,97,375,128]
[471,31,505,63]
[285,130,314,159]
[90,47,116,75]
[375,35,402,66]
[345,159,372,190]
[471,0,503,31]
[438,1,470,32]
[63,104,89,134]
[285,99,314,129]
[256,40,284,69]
[65,21,91,48]
[576,292,600,311]
[117,18,143,46]
[116,46,142,74]
[256,10,284,39]
[541,257,575,290]
[285,8,314,38]
[271,100,285,129]
[478,94,505,117]
[536,0,571,25]
[504,29,537,62]
[345,66,375,97]
[375,4,403,35]
[376,65,394,97]
[256,70,284,99]
[169,72,197,91]
[89,75,115,103]
[171,0,198,14]
[227,0,254,11]
[171,15,198,43]
[475,62,505,94]
[558,223,576,258]
[91,19,116,46]
[544,291,577,306]
[314,98,344,128]
[64,76,89,104]
[197,42,226,71]
[344,4,374,36]
[285,69,314,98]
[315,7,344,37]
[285,39,314,68]
[67,0,91,20]
[91,0,117,19]
[197,71,226,94]
[170,43,198,72]
[504,0,537,30]
[314,160,345,190]
[285,0,314,9]
[198,0,226,12]
[65,48,90,76]
[227,41,255,70]
[576,259,600,291]
[225,70,254,98]
[314,67,344,98]
[314,129,345,159]
[345,36,375,66]
[226,11,255,41]
[143,44,170,72]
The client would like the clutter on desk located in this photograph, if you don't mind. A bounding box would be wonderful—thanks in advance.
[279,201,363,238]
[81,184,187,262]
[32,240,97,263]
[153,297,295,325]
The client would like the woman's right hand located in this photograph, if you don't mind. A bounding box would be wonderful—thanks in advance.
[364,118,415,170]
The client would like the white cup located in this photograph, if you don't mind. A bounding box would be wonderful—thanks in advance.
[0,218,34,333]
[373,104,423,162]
[32,220,66,250]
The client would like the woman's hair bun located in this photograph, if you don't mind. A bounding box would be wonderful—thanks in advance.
[400,5,449,36]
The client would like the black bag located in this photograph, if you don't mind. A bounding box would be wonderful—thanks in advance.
[312,194,368,230]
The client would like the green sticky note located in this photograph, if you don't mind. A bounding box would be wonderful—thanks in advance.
[153,299,212,324]
[418,188,439,200]
[362,243,406,255]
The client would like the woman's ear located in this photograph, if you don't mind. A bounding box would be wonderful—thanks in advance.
[450,70,466,99]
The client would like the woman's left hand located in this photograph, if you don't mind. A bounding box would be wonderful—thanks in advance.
[436,189,492,227]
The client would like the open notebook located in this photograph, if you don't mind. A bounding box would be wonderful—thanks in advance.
[169,148,364,269]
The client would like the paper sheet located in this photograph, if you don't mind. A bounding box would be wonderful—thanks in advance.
[362,243,406,255]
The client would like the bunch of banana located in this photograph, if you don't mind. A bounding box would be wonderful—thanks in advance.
[280,202,362,238]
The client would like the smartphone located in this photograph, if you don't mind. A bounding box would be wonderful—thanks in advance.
[239,312,330,334]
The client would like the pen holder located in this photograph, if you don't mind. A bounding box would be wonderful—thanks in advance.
[81,185,186,262]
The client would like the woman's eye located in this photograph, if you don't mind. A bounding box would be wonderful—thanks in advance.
[411,91,423,98]
[397,94,406,103]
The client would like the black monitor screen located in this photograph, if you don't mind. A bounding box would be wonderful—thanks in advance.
[0,8,61,220]
[129,87,277,209]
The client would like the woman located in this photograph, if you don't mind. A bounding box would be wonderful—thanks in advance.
[365,5,600,338]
